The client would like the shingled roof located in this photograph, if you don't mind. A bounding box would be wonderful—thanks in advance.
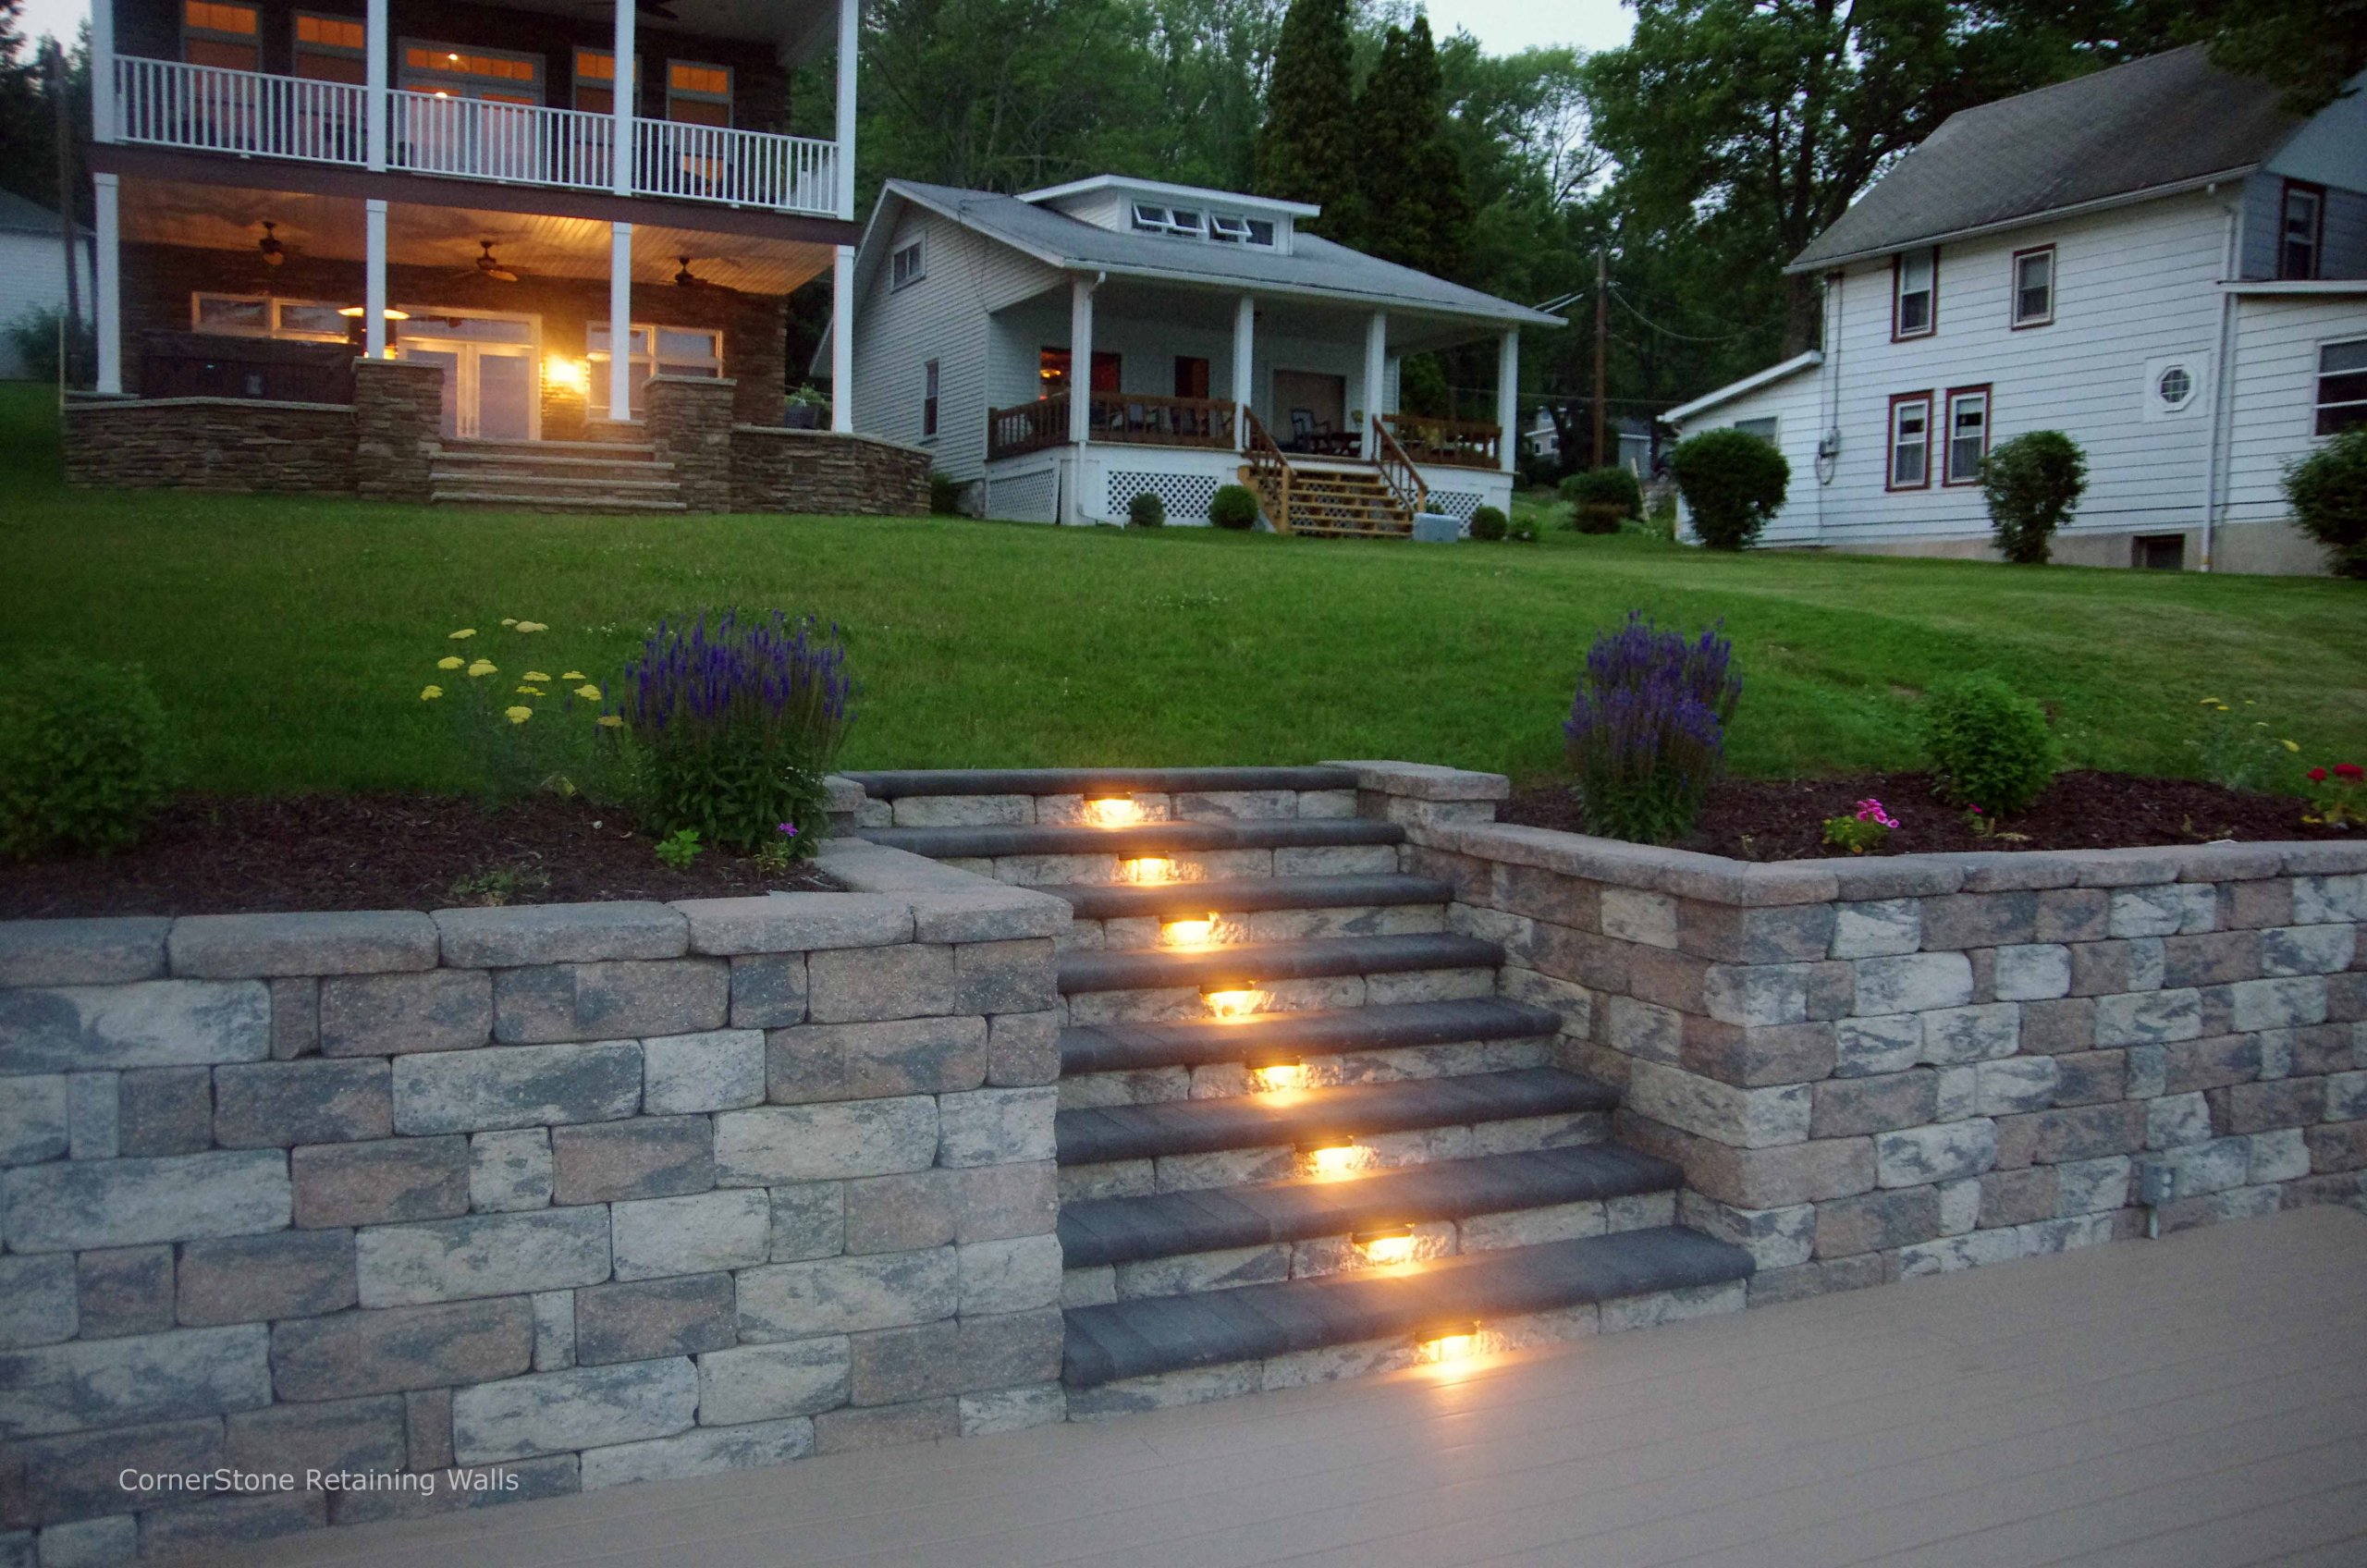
[1787,45,2300,274]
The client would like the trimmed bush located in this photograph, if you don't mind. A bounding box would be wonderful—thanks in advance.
[615,610,855,855]
[1920,672,2058,816]
[1505,511,1540,543]
[1667,428,1788,550]
[1560,467,1643,533]
[1127,491,1167,528]
[1981,431,2088,565]
[1468,505,1509,541]
[1208,484,1261,531]
[2286,426,2367,579]
[927,471,963,516]
[0,656,172,859]
[1563,613,1742,844]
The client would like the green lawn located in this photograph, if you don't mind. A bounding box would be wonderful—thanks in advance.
[5,384,2361,795]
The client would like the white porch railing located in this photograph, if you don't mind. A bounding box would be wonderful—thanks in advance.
[114,57,841,216]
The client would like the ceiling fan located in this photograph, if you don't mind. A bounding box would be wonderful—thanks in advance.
[472,239,519,283]
[257,221,287,267]
[673,255,708,288]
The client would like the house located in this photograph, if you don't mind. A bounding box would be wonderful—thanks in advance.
[59,0,927,513]
[0,191,94,380]
[1666,46,2367,573]
[828,176,1562,532]
[1523,409,1655,477]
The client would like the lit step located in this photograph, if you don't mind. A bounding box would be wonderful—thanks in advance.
[1043,873,1450,924]
[841,766,1358,801]
[1060,997,1564,1077]
[1057,932,1502,996]
[856,817,1402,861]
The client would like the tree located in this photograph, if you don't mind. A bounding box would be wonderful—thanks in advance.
[1257,0,1360,239]
[1355,16,1472,277]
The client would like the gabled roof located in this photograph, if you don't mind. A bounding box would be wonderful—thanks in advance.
[0,189,87,239]
[1787,46,2299,274]
[1664,350,1821,424]
[869,178,1565,333]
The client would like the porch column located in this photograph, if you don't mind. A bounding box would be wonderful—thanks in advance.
[1359,311,1386,458]
[1231,294,1254,451]
[607,222,633,421]
[1496,329,1519,474]
[833,0,858,220]
[90,0,115,143]
[363,0,386,170]
[363,198,387,360]
[830,243,854,433]
[1070,275,1095,451]
[610,0,635,197]
[93,173,121,395]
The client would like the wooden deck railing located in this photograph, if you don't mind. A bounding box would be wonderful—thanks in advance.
[987,394,1237,460]
[987,398,1071,459]
[1370,414,1429,522]
[1381,412,1502,470]
[1241,410,1293,534]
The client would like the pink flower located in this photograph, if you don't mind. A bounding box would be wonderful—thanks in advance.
[2337,764,2365,782]
[1853,798,1899,829]
[776,822,799,837]
[2310,768,2330,783]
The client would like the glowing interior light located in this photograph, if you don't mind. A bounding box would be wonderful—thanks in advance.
[542,356,591,395]
[1249,1058,1305,1091]
[1083,795,1142,827]
[1355,1224,1417,1266]
[1300,1137,1365,1178]
[1126,856,1172,885]
[1201,982,1261,1021]
[1162,914,1218,949]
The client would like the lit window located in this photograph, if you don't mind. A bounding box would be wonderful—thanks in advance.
[2281,184,2323,281]
[890,239,925,290]
[400,43,543,102]
[291,13,365,83]
[191,293,353,343]
[1894,249,1936,338]
[922,359,939,439]
[2012,247,2054,327]
[183,0,260,70]
[574,48,632,115]
[1944,388,1989,485]
[1888,393,1932,489]
[2316,339,2367,436]
[585,322,723,419]
[667,60,731,127]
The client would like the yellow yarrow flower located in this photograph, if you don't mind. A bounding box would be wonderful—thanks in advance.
[420,685,444,701]
[515,621,549,633]
[467,659,497,679]
[437,655,464,670]
[574,683,602,702]
[597,714,624,729]
[2200,697,2221,705]
[504,705,533,724]
[2282,739,2300,753]
[501,618,518,627]
[561,670,587,682]
[516,685,546,697]
[448,628,477,640]
[523,671,552,684]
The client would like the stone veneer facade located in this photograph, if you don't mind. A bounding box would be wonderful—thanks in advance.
[0,839,1065,1563]
[731,425,933,518]
[58,398,356,494]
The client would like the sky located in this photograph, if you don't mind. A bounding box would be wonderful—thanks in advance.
[13,0,1637,58]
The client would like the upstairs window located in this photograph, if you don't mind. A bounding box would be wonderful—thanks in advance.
[2012,246,2054,327]
[1894,248,1936,339]
[890,239,925,290]
[293,14,366,83]
[2318,338,2367,436]
[1888,392,1932,489]
[402,43,542,104]
[183,1,260,71]
[1208,214,1250,243]
[1134,203,1274,244]
[2281,182,2324,281]
[1944,386,1990,485]
[667,61,731,127]
[573,48,635,116]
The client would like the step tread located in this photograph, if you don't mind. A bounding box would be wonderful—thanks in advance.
[842,766,1359,800]
[1046,873,1452,923]
[1056,1066,1617,1165]
[1061,998,1564,1076]
[427,492,689,512]
[431,457,678,476]
[1059,932,1502,996]
[857,817,1403,860]
[1060,1144,1684,1268]
[426,472,682,492]
[1062,1226,1752,1386]
[440,437,658,457]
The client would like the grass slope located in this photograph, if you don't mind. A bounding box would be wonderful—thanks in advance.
[4,385,2361,795]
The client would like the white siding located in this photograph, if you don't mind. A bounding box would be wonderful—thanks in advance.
[0,230,93,381]
[2222,296,2367,525]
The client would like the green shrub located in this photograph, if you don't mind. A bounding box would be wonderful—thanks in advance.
[926,471,963,516]
[1208,484,1260,531]
[1560,467,1643,533]
[1667,429,1788,550]
[1920,673,2058,816]
[0,656,172,859]
[1468,505,1509,541]
[1505,512,1540,543]
[1127,491,1166,528]
[5,306,93,386]
[2285,426,2367,580]
[1981,431,2088,565]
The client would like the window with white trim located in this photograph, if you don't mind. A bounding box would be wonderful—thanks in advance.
[922,359,939,439]
[293,13,365,83]
[1889,393,1932,488]
[401,42,542,103]
[182,0,260,70]
[1733,416,1778,444]
[192,293,352,341]
[890,239,925,290]
[585,322,723,418]
[1944,388,1990,484]
[1131,202,1274,245]
[667,61,731,127]
[2317,338,2367,436]
[2281,184,2323,281]
[2012,247,2054,327]
[1894,249,1936,338]
[573,48,636,115]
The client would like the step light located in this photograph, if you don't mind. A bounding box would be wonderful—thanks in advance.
[1420,1320,1481,1365]
[1083,794,1142,827]
[1201,980,1261,1021]
[1162,914,1219,949]
[1353,1223,1417,1266]
[1124,855,1173,885]
[1248,1057,1305,1091]
[1297,1135,1368,1178]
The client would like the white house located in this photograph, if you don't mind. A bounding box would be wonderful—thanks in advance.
[1667,47,2367,573]
[828,175,1562,532]
[0,191,93,381]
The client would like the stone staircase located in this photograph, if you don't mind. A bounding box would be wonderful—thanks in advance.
[847,766,1753,1415]
[428,437,688,513]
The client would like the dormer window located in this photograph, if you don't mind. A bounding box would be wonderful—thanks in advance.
[1209,214,1248,243]
[1245,219,1275,246]
[1167,207,1203,237]
[1132,202,1275,244]
[1131,202,1171,234]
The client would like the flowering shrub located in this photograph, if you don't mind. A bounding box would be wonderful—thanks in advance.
[1563,612,1742,844]
[1920,673,2057,817]
[1821,798,1898,855]
[2304,763,2366,830]
[2189,695,2300,792]
[0,655,172,860]
[421,619,611,804]
[615,610,854,855]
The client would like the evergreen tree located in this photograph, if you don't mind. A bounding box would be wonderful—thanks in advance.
[1256,0,1359,240]
[1355,16,1471,277]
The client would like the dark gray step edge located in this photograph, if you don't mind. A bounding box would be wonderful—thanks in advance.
[842,766,1360,800]
[1059,1143,1686,1268]
[1061,1226,1755,1387]
[1055,1067,1619,1166]
[1048,873,1452,922]
[1061,997,1564,1076]
[859,817,1403,860]
[1058,933,1503,996]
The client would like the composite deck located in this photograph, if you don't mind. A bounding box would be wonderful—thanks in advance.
[230,1207,2367,1568]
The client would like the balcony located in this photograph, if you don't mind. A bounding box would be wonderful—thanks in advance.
[112,56,840,216]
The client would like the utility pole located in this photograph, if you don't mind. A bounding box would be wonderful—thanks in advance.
[46,39,82,386]
[1590,245,1608,472]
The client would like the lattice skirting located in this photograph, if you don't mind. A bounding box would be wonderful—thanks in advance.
[989,468,1060,524]
[1109,469,1220,525]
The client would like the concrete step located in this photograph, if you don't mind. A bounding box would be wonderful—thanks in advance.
[427,490,689,514]
[440,437,657,459]
[1061,1225,1754,1390]
[1045,872,1452,924]
[1057,932,1505,1026]
[860,817,1404,887]
[1061,997,1565,1078]
[426,471,683,496]
[432,456,678,484]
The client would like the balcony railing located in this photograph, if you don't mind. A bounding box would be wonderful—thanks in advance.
[987,393,1238,460]
[114,57,840,216]
[1380,411,1502,470]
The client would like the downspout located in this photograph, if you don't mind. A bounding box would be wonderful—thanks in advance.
[2200,186,2241,572]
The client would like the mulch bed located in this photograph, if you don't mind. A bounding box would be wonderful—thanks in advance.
[0,795,835,920]
[1501,770,2344,863]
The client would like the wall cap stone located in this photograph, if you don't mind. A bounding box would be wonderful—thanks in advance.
[65,395,355,414]
[672,894,914,955]
[730,425,936,459]
[434,903,690,967]
[170,911,441,978]
[1320,760,1512,802]
[0,916,172,987]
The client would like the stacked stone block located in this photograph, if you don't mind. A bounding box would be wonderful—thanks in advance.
[1404,822,2367,1307]
[0,849,1067,1562]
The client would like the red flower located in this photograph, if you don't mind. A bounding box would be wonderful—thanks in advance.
[2309,767,2329,782]
[2337,764,2365,781]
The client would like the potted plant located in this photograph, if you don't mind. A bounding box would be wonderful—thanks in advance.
[782,384,830,430]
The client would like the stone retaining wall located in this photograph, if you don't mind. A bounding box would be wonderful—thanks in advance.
[0,841,1067,1562]
[1403,812,2367,1306]
[730,426,930,517]
[60,398,356,494]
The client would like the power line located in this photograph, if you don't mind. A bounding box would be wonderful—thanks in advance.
[1608,286,1762,344]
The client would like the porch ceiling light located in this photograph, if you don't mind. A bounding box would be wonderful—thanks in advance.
[337,306,409,320]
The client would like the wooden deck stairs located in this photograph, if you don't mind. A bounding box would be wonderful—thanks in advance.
[1240,413,1429,539]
